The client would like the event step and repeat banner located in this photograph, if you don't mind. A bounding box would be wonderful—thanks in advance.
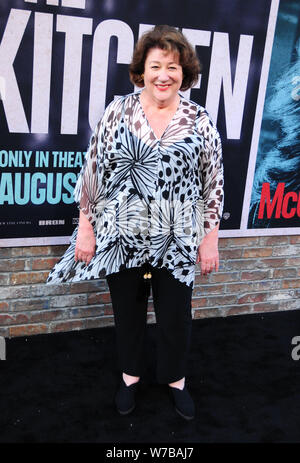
[0,0,299,246]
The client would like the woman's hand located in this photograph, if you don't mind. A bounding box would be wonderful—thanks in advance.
[74,211,96,266]
[196,224,219,275]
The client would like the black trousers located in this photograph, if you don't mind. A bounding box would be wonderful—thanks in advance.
[106,263,193,384]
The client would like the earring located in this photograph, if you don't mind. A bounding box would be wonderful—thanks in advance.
[141,73,144,80]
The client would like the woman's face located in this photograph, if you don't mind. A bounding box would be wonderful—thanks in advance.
[143,47,183,105]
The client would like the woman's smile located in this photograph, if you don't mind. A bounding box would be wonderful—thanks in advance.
[142,47,183,106]
[155,84,171,91]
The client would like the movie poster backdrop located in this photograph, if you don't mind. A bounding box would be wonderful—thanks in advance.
[0,0,299,246]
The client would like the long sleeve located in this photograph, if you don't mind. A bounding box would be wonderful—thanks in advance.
[198,111,224,235]
[73,117,107,227]
[47,92,222,289]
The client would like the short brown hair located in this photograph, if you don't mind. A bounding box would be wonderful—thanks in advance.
[129,25,201,91]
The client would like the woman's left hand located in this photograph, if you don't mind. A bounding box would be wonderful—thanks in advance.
[196,225,219,275]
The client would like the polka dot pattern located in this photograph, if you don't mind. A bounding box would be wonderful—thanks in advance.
[47,91,224,289]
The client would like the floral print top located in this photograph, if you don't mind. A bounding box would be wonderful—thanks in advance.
[47,91,224,288]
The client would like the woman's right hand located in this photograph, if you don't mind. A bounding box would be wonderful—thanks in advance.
[74,212,96,266]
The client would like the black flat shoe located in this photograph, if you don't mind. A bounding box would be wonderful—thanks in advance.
[169,385,195,420]
[115,378,139,415]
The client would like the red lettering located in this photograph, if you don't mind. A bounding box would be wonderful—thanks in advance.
[258,183,284,219]
[258,183,300,219]
[282,192,298,218]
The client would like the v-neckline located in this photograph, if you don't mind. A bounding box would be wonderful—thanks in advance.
[137,91,182,142]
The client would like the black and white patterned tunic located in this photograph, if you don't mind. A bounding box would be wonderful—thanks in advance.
[47,91,224,288]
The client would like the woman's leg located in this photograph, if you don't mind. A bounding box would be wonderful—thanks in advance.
[106,266,149,380]
[150,266,193,385]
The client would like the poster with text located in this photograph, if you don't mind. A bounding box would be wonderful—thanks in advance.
[0,0,299,246]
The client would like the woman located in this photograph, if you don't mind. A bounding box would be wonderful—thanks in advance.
[47,25,224,421]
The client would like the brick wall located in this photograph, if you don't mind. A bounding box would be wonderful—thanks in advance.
[0,235,299,338]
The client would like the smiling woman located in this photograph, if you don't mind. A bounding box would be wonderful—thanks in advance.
[139,48,183,138]
[47,25,224,421]
[143,48,183,96]
[129,24,201,91]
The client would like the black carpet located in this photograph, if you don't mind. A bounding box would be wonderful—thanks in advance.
[1,310,300,443]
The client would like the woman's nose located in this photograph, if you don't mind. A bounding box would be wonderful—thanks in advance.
[157,69,170,81]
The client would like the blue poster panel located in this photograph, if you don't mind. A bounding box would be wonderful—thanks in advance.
[246,0,300,231]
